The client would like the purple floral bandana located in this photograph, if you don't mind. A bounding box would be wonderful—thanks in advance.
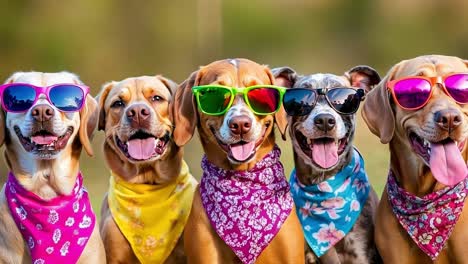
[5,172,95,264]
[200,146,293,264]
[387,171,468,260]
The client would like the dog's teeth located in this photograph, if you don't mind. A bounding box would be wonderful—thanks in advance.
[307,138,312,145]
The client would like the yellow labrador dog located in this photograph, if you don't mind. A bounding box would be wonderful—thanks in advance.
[98,76,197,264]
[0,72,105,263]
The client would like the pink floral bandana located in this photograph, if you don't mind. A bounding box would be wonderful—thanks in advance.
[5,172,96,264]
[200,146,293,264]
[387,171,468,260]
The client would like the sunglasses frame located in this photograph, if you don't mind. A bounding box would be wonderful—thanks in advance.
[192,84,286,116]
[387,73,468,110]
[283,87,365,116]
[0,83,90,113]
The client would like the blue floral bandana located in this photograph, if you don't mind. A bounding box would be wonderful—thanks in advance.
[290,148,370,257]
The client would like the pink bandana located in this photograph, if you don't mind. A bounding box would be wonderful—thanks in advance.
[200,146,293,264]
[387,171,468,260]
[5,172,96,264]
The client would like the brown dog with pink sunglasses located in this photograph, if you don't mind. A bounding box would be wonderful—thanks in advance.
[363,55,468,263]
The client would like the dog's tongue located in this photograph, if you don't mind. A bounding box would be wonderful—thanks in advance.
[311,140,339,169]
[230,141,256,161]
[429,140,468,186]
[31,135,57,145]
[127,138,156,160]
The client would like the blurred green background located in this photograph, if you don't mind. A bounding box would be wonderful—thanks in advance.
[1,0,467,212]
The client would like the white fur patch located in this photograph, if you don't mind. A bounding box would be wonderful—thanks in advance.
[302,102,347,138]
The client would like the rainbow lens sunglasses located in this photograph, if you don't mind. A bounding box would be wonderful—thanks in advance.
[387,73,468,110]
[0,83,89,113]
[192,85,286,115]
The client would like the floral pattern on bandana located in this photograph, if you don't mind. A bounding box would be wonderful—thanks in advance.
[290,148,370,257]
[5,172,95,264]
[387,171,468,260]
[200,146,293,264]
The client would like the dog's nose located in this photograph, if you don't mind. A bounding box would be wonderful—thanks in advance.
[31,104,55,122]
[314,113,336,132]
[126,104,151,124]
[229,115,252,135]
[434,109,462,131]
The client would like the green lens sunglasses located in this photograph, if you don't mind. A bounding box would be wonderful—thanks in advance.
[192,85,286,116]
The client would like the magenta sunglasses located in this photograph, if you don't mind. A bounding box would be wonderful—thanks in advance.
[0,83,89,113]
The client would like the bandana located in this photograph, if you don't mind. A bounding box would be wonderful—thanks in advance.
[387,171,468,260]
[4,172,95,264]
[200,146,293,264]
[290,148,370,257]
[108,160,197,264]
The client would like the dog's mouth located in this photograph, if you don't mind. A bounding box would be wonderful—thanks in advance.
[295,130,348,170]
[116,130,170,162]
[210,127,265,163]
[14,126,73,155]
[409,132,468,186]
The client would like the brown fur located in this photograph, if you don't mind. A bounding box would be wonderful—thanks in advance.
[363,55,468,263]
[173,58,304,263]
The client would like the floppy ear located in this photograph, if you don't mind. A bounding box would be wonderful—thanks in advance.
[362,62,403,144]
[464,60,468,68]
[157,75,178,95]
[266,67,291,140]
[79,94,98,156]
[96,82,115,131]
[271,66,297,88]
[172,70,203,147]
[345,65,381,93]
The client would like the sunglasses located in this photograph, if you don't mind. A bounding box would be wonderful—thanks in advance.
[192,85,286,115]
[0,83,89,113]
[283,88,365,116]
[387,73,468,110]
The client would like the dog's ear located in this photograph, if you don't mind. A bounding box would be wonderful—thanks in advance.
[267,67,290,140]
[345,65,381,93]
[96,82,115,131]
[157,75,178,96]
[172,70,203,147]
[271,66,297,88]
[464,59,468,68]
[79,94,98,156]
[362,62,404,144]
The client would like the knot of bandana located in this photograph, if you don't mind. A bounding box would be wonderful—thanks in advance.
[200,146,293,264]
[290,148,370,257]
[387,171,468,260]
[4,172,95,264]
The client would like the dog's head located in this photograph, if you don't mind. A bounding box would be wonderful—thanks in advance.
[172,58,287,169]
[363,55,468,186]
[0,72,97,169]
[273,66,380,176]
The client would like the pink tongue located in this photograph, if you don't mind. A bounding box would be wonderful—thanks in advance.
[31,135,58,145]
[127,138,156,160]
[430,141,468,186]
[311,140,339,169]
[230,141,256,161]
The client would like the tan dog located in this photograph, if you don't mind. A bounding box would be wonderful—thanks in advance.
[173,58,304,264]
[98,75,197,264]
[0,72,105,263]
[363,55,468,263]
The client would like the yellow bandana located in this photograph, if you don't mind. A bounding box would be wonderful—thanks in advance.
[108,160,197,264]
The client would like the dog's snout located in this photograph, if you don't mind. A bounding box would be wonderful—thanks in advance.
[434,109,462,131]
[229,115,252,135]
[126,104,151,124]
[314,113,336,132]
[31,104,55,122]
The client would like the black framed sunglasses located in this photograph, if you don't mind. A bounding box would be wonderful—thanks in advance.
[282,88,365,116]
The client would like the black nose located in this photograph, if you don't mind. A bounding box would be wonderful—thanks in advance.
[314,113,336,132]
[434,109,462,132]
[126,104,151,124]
[229,115,252,135]
[31,104,55,122]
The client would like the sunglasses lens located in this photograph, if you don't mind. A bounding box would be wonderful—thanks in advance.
[283,89,316,116]
[445,73,468,104]
[49,85,85,111]
[247,87,280,114]
[2,85,36,112]
[393,78,431,109]
[327,88,363,114]
[197,86,232,114]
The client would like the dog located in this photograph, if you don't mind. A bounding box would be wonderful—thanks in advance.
[0,71,105,263]
[363,55,468,263]
[273,66,381,263]
[98,75,197,264]
[172,58,304,264]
